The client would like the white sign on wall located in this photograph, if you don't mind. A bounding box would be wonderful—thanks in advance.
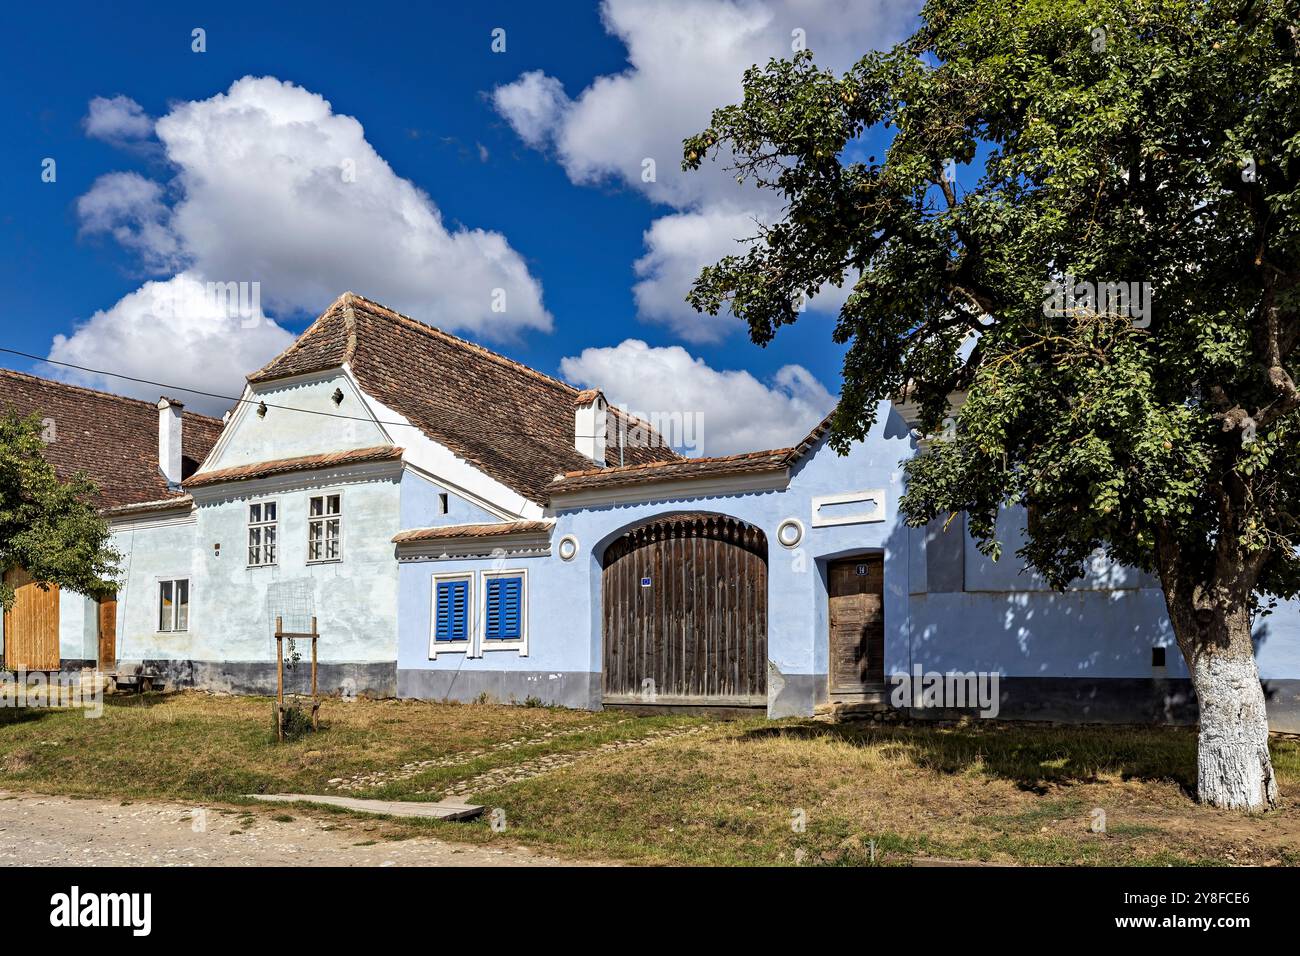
[810,489,887,528]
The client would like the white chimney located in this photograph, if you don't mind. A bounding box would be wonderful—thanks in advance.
[573,389,607,466]
[157,397,184,487]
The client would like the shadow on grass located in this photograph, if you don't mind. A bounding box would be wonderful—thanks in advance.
[101,692,175,711]
[737,720,1200,795]
[0,708,55,727]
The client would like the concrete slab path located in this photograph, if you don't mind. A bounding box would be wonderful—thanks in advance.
[247,793,484,820]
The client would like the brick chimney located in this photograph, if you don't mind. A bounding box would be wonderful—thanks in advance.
[157,397,184,487]
[573,389,607,466]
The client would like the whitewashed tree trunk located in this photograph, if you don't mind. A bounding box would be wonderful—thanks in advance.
[1191,647,1277,811]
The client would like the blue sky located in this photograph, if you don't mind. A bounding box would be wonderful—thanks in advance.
[1,1,918,453]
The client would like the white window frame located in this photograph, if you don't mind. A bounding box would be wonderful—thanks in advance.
[158,578,190,633]
[247,499,279,568]
[307,492,344,564]
[429,572,474,659]
[479,567,528,656]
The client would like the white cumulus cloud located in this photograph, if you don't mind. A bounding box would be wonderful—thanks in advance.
[62,76,552,406]
[83,94,154,141]
[494,0,915,341]
[49,274,295,416]
[560,338,835,455]
[492,70,570,149]
[76,172,179,272]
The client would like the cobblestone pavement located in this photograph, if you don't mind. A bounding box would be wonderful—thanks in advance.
[327,720,629,793]
[325,720,710,800]
[434,724,712,797]
[0,792,575,867]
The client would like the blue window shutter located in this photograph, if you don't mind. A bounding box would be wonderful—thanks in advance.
[485,576,522,640]
[435,580,468,642]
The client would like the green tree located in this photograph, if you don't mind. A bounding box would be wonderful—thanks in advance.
[0,411,120,611]
[685,0,1299,809]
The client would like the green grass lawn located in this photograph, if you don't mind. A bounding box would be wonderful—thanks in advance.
[2,691,1298,866]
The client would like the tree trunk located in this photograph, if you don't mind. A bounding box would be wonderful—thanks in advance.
[1184,617,1277,812]
[1155,522,1277,811]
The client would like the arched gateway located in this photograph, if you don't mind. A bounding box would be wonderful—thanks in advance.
[600,513,768,707]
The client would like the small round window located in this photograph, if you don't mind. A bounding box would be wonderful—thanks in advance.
[776,518,804,549]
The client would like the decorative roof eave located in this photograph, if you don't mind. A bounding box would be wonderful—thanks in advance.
[548,466,790,510]
[538,410,858,508]
[392,520,554,544]
[101,495,194,519]
[393,520,555,562]
[184,445,403,489]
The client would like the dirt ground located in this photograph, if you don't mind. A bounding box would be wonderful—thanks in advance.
[0,791,575,867]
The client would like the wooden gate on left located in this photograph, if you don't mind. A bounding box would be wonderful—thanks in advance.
[97,594,117,669]
[2,567,61,671]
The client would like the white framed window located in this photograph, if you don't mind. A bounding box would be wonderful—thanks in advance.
[247,500,278,567]
[158,579,190,632]
[429,572,474,658]
[307,493,342,563]
[480,568,528,655]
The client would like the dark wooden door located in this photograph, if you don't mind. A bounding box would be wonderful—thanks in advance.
[97,594,117,669]
[828,556,884,695]
[602,515,767,705]
[2,567,61,671]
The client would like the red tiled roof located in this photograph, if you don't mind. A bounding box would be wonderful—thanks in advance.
[246,293,680,504]
[392,520,553,544]
[101,495,197,518]
[547,410,838,496]
[0,368,223,510]
[550,448,793,494]
[185,445,403,488]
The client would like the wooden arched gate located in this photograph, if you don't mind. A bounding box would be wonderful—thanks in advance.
[601,514,767,706]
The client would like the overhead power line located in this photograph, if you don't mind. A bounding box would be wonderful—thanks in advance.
[0,346,631,442]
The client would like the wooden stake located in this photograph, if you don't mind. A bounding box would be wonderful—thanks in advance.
[310,616,319,731]
[275,616,284,742]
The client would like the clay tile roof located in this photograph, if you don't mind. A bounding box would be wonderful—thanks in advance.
[246,293,680,504]
[546,410,839,498]
[392,519,553,544]
[185,445,402,489]
[0,368,223,510]
[572,388,603,407]
[549,447,794,494]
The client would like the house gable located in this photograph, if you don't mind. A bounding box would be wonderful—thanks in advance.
[247,293,680,506]
[203,369,387,472]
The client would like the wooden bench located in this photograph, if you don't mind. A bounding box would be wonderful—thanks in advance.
[110,670,161,693]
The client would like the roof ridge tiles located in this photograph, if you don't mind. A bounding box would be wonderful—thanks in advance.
[0,366,222,424]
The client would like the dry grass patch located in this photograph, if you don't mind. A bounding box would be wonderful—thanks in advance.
[0,691,654,802]
[4,693,1300,866]
[406,719,1300,866]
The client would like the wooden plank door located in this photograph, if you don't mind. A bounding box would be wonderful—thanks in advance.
[97,594,117,669]
[602,516,767,705]
[2,567,61,671]
[828,556,884,696]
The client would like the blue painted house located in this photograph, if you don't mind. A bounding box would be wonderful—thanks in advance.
[6,292,1299,727]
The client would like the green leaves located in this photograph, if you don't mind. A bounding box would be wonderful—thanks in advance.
[687,0,1300,605]
[0,411,120,611]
